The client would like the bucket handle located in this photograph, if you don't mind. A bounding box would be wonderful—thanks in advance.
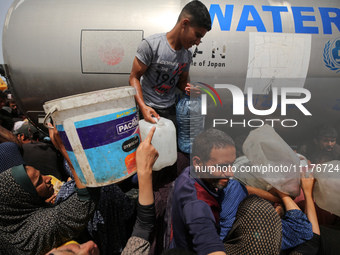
[43,106,58,129]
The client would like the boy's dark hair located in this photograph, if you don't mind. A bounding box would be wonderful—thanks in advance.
[192,128,234,163]
[178,1,211,31]
[314,124,338,139]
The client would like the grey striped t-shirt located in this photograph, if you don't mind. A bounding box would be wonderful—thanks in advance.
[136,33,192,109]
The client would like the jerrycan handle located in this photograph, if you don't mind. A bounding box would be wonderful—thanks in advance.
[43,106,58,129]
[154,117,166,127]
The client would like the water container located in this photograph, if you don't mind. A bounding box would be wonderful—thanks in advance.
[313,160,340,217]
[176,95,205,153]
[233,156,271,191]
[43,86,140,187]
[139,117,177,171]
[243,125,301,197]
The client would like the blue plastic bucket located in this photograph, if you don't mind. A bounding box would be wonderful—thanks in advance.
[43,86,140,187]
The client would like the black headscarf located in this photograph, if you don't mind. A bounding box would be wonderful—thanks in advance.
[0,165,96,255]
[0,166,45,229]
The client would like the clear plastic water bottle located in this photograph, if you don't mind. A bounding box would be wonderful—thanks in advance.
[176,94,205,153]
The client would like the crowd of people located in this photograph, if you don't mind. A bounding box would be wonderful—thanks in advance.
[1,0,340,254]
[1,81,340,255]
[1,108,340,254]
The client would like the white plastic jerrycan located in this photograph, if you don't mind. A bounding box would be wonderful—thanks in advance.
[139,117,177,171]
[313,160,340,217]
[243,124,301,197]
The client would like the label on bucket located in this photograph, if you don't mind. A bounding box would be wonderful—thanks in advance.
[57,107,140,185]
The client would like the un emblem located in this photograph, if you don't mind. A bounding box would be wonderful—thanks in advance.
[324,37,340,73]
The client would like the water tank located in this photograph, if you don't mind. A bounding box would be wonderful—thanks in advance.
[2,0,340,143]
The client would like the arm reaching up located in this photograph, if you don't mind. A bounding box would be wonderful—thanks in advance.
[48,123,86,189]
[301,173,320,235]
[136,126,159,205]
[121,126,159,255]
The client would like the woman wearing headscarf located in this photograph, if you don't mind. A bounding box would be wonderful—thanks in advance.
[223,195,283,255]
[0,125,99,255]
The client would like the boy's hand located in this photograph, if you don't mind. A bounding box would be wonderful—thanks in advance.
[268,187,286,200]
[300,172,315,196]
[185,83,201,97]
[141,105,160,124]
[45,193,57,204]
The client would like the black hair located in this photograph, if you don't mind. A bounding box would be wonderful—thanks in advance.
[192,128,234,163]
[178,1,211,31]
[314,124,338,139]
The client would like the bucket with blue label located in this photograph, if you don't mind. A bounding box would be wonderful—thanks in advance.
[43,86,140,187]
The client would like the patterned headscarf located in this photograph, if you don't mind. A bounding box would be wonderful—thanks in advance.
[224,195,282,255]
[0,166,96,255]
[0,166,46,229]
